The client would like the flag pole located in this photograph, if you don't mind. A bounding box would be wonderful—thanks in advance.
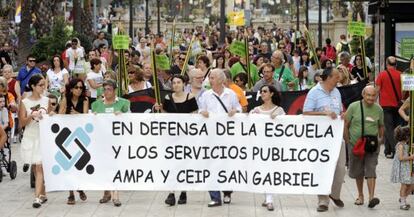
[150,44,161,111]
[303,25,321,70]
[181,35,196,76]
[244,36,252,89]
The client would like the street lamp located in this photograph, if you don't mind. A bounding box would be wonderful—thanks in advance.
[318,0,322,47]
[145,0,149,35]
[157,0,160,35]
[305,0,309,29]
[219,0,225,45]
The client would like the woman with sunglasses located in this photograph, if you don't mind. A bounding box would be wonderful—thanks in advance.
[249,84,285,211]
[58,78,89,204]
[128,66,152,93]
[154,75,198,206]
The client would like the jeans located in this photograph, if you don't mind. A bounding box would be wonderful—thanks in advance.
[209,191,232,202]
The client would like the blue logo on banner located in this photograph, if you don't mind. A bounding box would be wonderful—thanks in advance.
[51,123,95,175]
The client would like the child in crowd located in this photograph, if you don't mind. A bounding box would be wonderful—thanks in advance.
[390,125,414,210]
[0,96,9,129]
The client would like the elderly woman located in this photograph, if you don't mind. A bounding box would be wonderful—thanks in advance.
[2,64,21,102]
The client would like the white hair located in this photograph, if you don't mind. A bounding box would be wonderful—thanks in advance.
[210,68,226,84]
[2,64,13,72]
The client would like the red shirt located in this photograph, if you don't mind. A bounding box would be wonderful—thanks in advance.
[375,68,402,107]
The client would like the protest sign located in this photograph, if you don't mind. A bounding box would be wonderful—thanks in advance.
[230,40,247,57]
[113,35,129,50]
[155,54,171,70]
[227,11,245,26]
[348,21,366,37]
[402,74,414,91]
[40,114,343,195]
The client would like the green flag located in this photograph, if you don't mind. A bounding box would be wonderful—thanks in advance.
[229,40,247,57]
[155,54,171,70]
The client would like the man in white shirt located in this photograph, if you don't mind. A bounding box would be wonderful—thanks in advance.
[199,68,242,207]
[66,39,85,72]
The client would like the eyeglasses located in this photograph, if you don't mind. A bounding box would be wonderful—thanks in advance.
[260,89,269,93]
[28,59,36,63]
[73,86,83,90]
[179,57,186,61]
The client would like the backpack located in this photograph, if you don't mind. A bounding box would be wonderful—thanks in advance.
[325,45,336,61]
[340,42,350,53]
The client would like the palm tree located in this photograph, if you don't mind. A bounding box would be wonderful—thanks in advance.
[33,0,56,38]
[17,0,32,66]
[73,0,82,33]
[81,0,93,36]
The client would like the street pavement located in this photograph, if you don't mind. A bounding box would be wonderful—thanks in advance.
[0,142,413,217]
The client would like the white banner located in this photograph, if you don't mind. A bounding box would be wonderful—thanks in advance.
[39,114,344,194]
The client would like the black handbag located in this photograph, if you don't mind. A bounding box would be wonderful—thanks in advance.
[364,135,378,153]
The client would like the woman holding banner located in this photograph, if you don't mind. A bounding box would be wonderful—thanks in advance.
[19,74,50,208]
[154,75,198,206]
[58,78,89,205]
[249,84,285,211]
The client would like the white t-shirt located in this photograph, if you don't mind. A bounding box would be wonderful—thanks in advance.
[86,71,104,98]
[46,68,69,90]
[66,47,85,71]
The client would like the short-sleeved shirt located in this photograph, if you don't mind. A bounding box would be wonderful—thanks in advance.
[199,88,242,114]
[375,68,402,107]
[86,71,104,98]
[91,97,130,113]
[346,101,384,146]
[229,83,248,107]
[46,68,69,90]
[230,62,260,85]
[273,65,297,91]
[252,78,282,92]
[303,83,342,115]
[17,66,41,95]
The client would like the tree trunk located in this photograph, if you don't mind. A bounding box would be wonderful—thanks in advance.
[73,0,82,33]
[33,0,55,38]
[81,0,93,36]
[17,0,32,66]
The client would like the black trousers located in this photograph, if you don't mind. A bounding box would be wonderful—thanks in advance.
[382,107,403,155]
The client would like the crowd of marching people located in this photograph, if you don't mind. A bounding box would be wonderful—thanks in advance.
[0,23,413,212]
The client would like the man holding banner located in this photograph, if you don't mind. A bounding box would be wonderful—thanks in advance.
[199,69,242,207]
[92,80,130,207]
[303,67,346,212]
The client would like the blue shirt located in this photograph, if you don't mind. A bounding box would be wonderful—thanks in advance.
[17,66,41,95]
[303,83,342,115]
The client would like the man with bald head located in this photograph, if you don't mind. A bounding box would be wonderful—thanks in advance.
[344,85,384,208]
[199,68,242,207]
[375,56,403,158]
[271,50,297,91]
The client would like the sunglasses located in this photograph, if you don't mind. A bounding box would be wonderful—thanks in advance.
[73,86,83,90]
[28,59,36,63]
[260,89,269,93]
[179,57,186,61]
[128,71,135,74]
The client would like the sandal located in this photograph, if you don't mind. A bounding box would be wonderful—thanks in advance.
[39,195,48,204]
[113,199,122,207]
[99,195,111,204]
[78,191,87,201]
[67,195,75,205]
[368,198,380,208]
[354,197,364,205]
